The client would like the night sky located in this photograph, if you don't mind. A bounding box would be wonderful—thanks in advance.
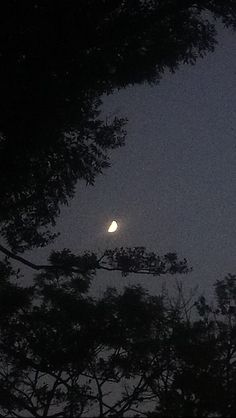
[27,25,236,299]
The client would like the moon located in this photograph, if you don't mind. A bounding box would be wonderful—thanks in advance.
[108,220,118,233]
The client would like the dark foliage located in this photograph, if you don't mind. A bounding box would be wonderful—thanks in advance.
[0,248,190,417]
[0,2,236,415]
[1,0,236,250]
[0,259,236,417]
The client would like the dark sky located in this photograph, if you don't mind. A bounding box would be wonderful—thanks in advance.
[27,25,236,299]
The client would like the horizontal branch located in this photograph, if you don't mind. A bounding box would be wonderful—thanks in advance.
[98,265,169,275]
[0,244,190,278]
[0,244,83,274]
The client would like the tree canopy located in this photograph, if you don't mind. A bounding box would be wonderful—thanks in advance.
[1,0,236,251]
[1,2,236,415]
[0,258,235,417]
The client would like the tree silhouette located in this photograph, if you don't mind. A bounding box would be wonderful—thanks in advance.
[1,2,236,416]
[1,0,236,251]
[145,276,236,417]
[0,249,190,417]
[1,261,236,417]
[0,99,126,252]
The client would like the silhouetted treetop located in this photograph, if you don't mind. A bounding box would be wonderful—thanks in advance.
[1,267,236,417]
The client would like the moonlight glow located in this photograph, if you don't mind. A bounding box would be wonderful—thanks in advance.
[108,220,118,233]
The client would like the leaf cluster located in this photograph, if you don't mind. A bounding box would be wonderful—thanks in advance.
[1,261,236,417]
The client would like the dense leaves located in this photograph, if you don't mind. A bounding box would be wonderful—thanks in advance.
[0,103,126,251]
[1,1,236,416]
[102,247,190,276]
[1,257,236,417]
[1,0,236,250]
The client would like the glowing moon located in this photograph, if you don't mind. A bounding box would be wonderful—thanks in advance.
[108,220,118,233]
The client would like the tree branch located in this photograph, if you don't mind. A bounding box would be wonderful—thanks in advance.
[0,244,190,278]
[0,244,84,274]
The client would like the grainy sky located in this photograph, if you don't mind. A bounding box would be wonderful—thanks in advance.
[27,25,236,299]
